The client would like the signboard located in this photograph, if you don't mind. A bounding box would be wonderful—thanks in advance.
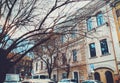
[90,64,94,72]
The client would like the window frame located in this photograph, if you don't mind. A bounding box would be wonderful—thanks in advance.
[72,49,77,61]
[89,43,96,58]
[100,39,109,55]
[36,62,38,71]
[62,72,67,79]
[96,13,104,26]
[87,17,93,31]
[116,8,120,17]
[71,28,76,38]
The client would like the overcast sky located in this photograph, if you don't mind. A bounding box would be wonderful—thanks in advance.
[3,0,90,38]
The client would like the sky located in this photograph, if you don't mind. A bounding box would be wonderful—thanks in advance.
[0,0,90,39]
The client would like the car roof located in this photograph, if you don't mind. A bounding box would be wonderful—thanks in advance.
[22,79,52,82]
[61,78,75,80]
[32,74,48,76]
[82,80,102,82]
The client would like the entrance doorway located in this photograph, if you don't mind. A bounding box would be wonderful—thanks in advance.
[105,71,114,83]
[73,72,79,83]
[94,72,101,81]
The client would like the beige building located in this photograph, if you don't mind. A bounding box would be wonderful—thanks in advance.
[33,24,88,83]
[33,0,120,83]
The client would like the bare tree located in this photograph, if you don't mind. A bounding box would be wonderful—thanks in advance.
[33,35,61,79]
[0,0,86,82]
[0,0,109,82]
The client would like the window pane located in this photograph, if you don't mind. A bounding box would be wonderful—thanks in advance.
[89,43,96,57]
[36,63,38,71]
[61,35,65,43]
[62,73,67,79]
[41,61,43,70]
[62,53,66,64]
[71,29,76,38]
[96,13,104,26]
[72,49,77,61]
[100,39,109,55]
[87,18,93,31]
[116,9,120,17]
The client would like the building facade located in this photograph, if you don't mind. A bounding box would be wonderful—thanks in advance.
[85,1,120,83]
[33,25,88,83]
[33,0,120,83]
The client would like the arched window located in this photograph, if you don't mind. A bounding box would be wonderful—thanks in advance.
[105,71,114,83]
[94,72,101,81]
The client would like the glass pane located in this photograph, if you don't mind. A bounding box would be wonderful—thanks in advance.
[89,43,96,57]
[33,75,39,79]
[97,13,104,26]
[87,18,93,31]
[100,39,109,55]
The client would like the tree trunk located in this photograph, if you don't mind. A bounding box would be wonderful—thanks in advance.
[0,61,13,83]
[48,67,52,79]
[0,70,7,83]
[66,64,70,78]
[0,49,13,83]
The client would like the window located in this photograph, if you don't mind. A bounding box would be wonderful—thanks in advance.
[96,13,104,26]
[116,9,120,17]
[62,53,66,64]
[71,28,76,38]
[41,61,43,70]
[73,72,79,83]
[72,49,77,61]
[61,35,65,43]
[100,39,109,55]
[53,74,57,81]
[87,17,93,31]
[89,43,96,57]
[62,73,67,79]
[36,62,38,71]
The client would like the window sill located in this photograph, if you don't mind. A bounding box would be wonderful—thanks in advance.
[87,22,107,32]
[100,53,111,57]
[96,23,106,28]
[89,56,98,59]
[72,61,78,63]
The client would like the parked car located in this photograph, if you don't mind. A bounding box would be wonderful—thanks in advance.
[22,74,55,83]
[32,74,49,79]
[4,74,21,83]
[58,79,77,83]
[81,80,103,83]
[22,79,55,83]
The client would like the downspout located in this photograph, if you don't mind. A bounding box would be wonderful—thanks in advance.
[106,1,119,79]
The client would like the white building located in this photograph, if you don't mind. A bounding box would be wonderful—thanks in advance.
[85,1,120,83]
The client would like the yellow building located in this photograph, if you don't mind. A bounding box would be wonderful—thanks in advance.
[111,0,120,45]
[110,0,120,83]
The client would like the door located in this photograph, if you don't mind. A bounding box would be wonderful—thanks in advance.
[73,72,79,83]
[105,71,114,83]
